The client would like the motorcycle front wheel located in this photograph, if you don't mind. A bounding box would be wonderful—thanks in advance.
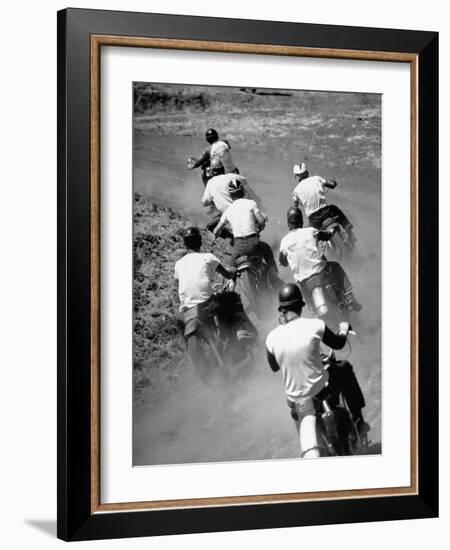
[187,330,225,384]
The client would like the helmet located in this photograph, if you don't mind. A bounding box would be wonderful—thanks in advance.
[209,157,225,176]
[286,206,303,228]
[278,283,305,312]
[293,162,308,176]
[183,226,202,250]
[205,128,219,144]
[227,179,244,197]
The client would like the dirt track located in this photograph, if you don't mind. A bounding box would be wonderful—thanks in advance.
[132,90,381,466]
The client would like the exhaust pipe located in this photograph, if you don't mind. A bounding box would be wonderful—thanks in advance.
[312,286,328,317]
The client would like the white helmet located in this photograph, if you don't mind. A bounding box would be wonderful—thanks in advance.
[293,162,307,176]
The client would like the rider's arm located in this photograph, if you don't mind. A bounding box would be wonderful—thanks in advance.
[322,321,350,350]
[324,179,338,190]
[201,183,213,206]
[253,204,268,230]
[255,210,267,229]
[292,186,303,208]
[266,349,280,372]
[279,250,288,267]
[191,148,211,169]
[216,263,236,280]
[213,212,227,237]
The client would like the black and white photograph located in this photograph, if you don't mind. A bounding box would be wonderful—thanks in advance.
[132,82,382,466]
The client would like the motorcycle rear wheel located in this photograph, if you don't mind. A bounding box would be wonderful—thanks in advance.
[238,269,262,318]
[316,408,354,456]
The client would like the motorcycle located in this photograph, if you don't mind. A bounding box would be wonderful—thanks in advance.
[234,252,278,319]
[320,215,355,262]
[183,289,256,383]
[308,351,369,457]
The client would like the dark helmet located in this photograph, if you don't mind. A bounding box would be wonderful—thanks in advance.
[278,283,305,312]
[205,128,219,144]
[286,206,303,228]
[183,226,202,250]
[228,178,244,197]
[209,157,225,176]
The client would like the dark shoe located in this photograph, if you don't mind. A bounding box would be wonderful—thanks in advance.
[355,417,370,439]
[348,299,362,312]
[345,293,362,312]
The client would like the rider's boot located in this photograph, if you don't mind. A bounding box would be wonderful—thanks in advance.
[344,291,362,312]
[347,229,357,246]
[340,221,357,247]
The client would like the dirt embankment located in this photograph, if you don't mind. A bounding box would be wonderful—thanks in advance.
[133,193,229,403]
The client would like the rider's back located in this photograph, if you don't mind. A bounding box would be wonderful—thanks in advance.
[293,175,328,216]
[279,227,326,282]
[174,252,219,311]
[266,316,328,401]
[221,198,261,237]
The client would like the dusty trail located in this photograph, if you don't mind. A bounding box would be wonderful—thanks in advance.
[133,133,381,466]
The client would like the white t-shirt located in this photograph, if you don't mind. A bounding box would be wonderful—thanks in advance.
[210,140,237,173]
[201,173,248,214]
[292,175,328,217]
[265,316,327,402]
[279,228,326,282]
[174,252,220,310]
[219,198,264,238]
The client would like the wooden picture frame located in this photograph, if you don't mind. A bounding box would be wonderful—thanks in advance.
[57,8,438,541]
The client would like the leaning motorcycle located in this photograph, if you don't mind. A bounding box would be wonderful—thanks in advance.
[234,253,277,319]
[309,352,368,457]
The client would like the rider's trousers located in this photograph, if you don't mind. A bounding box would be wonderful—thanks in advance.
[231,234,279,274]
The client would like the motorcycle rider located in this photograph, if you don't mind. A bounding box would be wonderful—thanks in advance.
[202,158,261,241]
[265,283,370,458]
[279,206,361,315]
[213,180,282,288]
[292,162,356,246]
[174,226,256,345]
[188,128,238,185]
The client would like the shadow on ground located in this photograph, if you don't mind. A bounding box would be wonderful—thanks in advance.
[25,519,56,537]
